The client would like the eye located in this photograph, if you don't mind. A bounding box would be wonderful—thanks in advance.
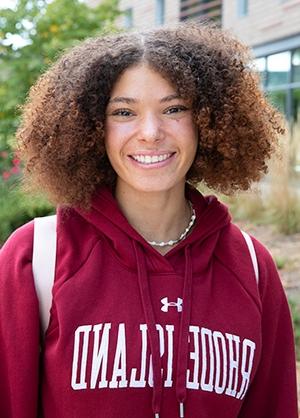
[110,108,134,117]
[164,105,188,115]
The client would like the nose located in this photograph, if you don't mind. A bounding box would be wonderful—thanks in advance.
[138,113,164,143]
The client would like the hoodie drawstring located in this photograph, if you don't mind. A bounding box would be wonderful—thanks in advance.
[176,245,193,418]
[133,242,193,418]
[134,242,163,417]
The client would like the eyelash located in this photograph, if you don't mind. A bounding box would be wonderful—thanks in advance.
[165,105,188,114]
[110,105,188,117]
[111,109,133,117]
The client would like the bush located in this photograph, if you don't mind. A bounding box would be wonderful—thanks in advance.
[0,149,54,244]
[0,181,53,245]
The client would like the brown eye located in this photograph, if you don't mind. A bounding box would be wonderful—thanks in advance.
[111,109,134,117]
[165,106,188,115]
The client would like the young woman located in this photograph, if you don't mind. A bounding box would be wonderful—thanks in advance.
[0,23,298,418]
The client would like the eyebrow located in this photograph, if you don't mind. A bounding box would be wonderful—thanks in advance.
[108,94,183,105]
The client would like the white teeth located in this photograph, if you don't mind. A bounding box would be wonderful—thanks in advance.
[132,154,171,164]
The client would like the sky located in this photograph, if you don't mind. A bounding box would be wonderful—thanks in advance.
[0,1,31,49]
[0,0,18,9]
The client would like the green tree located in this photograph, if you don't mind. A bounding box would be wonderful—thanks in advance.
[0,0,120,148]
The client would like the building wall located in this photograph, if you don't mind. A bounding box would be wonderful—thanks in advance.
[90,0,300,44]
[88,0,181,29]
[222,0,300,48]
[121,0,180,29]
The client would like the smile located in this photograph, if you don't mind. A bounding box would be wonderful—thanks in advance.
[130,153,173,165]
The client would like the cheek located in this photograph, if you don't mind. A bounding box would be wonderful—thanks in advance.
[171,114,196,133]
[105,120,135,138]
[105,123,135,156]
[174,119,198,146]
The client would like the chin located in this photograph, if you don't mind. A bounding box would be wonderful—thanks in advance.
[132,180,182,194]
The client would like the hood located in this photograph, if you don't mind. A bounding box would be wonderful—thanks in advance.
[75,185,231,274]
[74,185,231,418]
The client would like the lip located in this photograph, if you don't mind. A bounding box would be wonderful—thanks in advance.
[129,151,175,156]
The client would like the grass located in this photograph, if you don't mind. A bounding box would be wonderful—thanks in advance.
[274,255,287,270]
[289,299,300,361]
[219,141,300,235]
[222,190,265,225]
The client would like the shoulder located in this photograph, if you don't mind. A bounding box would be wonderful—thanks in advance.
[1,220,34,262]
[218,221,275,267]
[0,220,36,293]
[216,222,284,302]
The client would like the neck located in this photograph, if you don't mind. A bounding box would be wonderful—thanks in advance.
[115,182,191,254]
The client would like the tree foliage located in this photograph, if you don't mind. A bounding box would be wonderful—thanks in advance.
[0,0,120,148]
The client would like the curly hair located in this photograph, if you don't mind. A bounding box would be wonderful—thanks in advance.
[16,22,284,208]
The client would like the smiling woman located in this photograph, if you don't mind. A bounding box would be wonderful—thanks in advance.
[16,23,283,208]
[0,22,298,418]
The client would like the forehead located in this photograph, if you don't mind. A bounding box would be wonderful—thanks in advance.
[110,64,177,97]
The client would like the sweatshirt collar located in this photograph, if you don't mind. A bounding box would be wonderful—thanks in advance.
[75,185,231,272]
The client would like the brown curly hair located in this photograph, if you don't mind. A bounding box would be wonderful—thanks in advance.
[16,22,284,208]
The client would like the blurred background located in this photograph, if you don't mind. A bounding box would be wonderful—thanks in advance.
[0,0,300,402]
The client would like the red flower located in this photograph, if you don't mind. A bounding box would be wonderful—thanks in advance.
[11,166,20,174]
[12,158,21,166]
[2,171,11,180]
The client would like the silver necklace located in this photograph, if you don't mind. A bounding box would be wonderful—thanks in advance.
[147,202,196,247]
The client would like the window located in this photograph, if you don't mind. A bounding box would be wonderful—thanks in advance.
[267,51,291,86]
[180,0,222,23]
[155,0,165,25]
[254,57,267,86]
[292,49,300,82]
[124,8,133,29]
[237,0,248,17]
[291,88,300,172]
[257,48,300,176]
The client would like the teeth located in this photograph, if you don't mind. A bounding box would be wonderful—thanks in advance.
[132,154,171,164]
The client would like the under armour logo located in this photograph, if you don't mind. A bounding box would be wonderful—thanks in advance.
[161,297,183,313]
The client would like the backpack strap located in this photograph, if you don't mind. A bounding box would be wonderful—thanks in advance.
[32,215,57,333]
[241,230,259,284]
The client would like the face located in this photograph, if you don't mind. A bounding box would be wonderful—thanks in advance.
[105,64,198,197]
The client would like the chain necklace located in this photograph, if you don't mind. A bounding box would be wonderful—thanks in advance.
[147,202,196,247]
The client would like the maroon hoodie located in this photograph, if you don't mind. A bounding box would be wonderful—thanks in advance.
[0,186,298,418]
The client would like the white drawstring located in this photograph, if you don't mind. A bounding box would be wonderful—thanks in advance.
[179,402,185,418]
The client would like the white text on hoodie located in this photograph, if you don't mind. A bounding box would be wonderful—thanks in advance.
[71,323,256,400]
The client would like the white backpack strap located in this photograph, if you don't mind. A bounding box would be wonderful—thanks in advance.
[241,230,259,285]
[32,215,57,334]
